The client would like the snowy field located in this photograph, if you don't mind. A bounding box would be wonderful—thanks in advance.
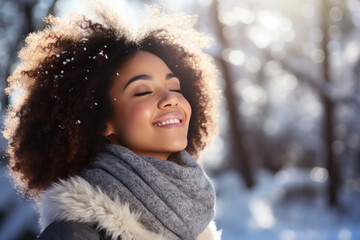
[0,165,40,240]
[1,164,360,240]
[213,169,360,240]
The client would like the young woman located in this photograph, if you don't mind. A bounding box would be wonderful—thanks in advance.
[3,5,221,240]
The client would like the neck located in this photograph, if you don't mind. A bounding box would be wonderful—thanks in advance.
[106,136,171,160]
[131,149,171,160]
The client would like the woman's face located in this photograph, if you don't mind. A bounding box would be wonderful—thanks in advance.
[106,50,192,160]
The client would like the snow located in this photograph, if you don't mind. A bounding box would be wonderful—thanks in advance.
[0,165,39,240]
[213,169,360,240]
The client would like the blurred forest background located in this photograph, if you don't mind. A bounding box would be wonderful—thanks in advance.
[0,0,360,239]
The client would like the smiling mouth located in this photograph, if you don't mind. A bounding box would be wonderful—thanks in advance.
[153,118,183,127]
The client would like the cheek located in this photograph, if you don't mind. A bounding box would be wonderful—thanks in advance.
[181,98,192,120]
[122,102,153,128]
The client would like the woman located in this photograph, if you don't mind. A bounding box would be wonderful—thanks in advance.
[3,5,221,240]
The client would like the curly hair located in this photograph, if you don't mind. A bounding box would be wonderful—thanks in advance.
[2,6,219,196]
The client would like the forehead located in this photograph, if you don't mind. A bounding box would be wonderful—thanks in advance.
[115,50,171,79]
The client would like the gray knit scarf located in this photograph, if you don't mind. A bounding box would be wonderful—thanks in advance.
[79,144,216,240]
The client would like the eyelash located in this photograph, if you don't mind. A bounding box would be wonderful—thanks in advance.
[171,89,182,94]
[134,91,152,96]
[134,89,182,96]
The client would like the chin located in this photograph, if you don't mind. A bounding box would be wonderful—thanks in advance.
[166,142,188,152]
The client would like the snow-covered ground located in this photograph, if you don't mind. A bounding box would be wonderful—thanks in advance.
[213,168,360,240]
[1,164,359,240]
[0,165,39,240]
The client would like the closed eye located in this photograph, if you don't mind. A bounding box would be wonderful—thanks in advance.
[134,91,152,96]
[170,89,182,94]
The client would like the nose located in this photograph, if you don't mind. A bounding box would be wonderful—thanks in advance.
[158,90,178,109]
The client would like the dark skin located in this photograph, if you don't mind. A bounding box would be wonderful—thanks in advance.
[104,50,192,160]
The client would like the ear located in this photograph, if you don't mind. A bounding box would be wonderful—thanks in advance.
[103,122,123,146]
[103,121,116,137]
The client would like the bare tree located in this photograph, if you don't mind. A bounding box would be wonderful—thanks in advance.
[2,0,59,109]
[210,0,255,188]
[269,0,341,206]
[320,0,339,206]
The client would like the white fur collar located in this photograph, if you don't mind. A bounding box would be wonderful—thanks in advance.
[38,176,222,240]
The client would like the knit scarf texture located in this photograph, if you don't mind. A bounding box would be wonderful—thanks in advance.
[79,144,216,240]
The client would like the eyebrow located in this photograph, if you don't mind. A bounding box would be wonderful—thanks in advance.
[123,73,177,90]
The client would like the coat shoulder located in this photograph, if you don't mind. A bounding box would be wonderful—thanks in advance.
[36,221,102,240]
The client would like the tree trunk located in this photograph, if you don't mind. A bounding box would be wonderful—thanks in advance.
[2,0,59,109]
[321,0,338,206]
[211,0,255,188]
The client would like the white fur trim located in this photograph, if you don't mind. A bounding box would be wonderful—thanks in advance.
[196,220,222,240]
[38,176,166,240]
[38,175,221,240]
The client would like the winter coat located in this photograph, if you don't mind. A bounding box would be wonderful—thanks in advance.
[36,175,222,240]
[37,221,107,240]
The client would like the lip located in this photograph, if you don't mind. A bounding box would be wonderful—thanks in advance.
[152,111,184,127]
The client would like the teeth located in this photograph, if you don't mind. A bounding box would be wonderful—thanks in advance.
[155,119,181,126]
